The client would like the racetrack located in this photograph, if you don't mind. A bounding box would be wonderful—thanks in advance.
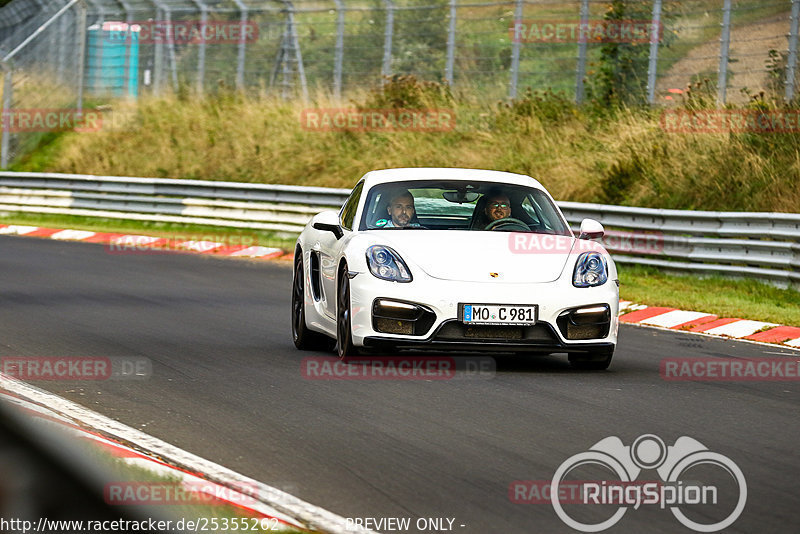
[1,235,798,533]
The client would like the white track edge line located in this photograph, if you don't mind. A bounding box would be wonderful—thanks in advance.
[620,321,800,353]
[0,374,376,534]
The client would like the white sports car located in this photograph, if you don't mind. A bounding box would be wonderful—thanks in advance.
[291,168,619,369]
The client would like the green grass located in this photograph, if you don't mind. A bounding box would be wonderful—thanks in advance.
[619,263,800,327]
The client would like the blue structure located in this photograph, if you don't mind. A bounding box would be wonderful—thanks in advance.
[85,22,140,98]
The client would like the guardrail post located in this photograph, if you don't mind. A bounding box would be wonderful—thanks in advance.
[333,0,344,98]
[646,0,663,105]
[786,0,800,103]
[381,0,394,80]
[508,0,523,99]
[445,0,457,86]
[575,0,589,104]
[717,0,732,106]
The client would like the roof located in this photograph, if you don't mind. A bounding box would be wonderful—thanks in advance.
[361,168,545,190]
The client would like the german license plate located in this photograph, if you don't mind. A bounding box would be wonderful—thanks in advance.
[460,304,538,326]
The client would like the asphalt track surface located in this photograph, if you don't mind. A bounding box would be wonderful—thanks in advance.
[1,235,798,534]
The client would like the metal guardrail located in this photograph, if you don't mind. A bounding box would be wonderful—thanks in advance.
[1,171,798,289]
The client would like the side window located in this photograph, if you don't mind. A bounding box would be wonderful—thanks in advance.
[340,181,364,230]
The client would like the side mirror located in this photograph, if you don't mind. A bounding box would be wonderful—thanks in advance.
[312,211,344,239]
[578,218,604,240]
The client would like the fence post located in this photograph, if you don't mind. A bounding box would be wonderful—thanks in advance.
[189,0,207,95]
[152,5,163,94]
[333,0,344,98]
[287,2,308,99]
[717,0,732,105]
[445,0,456,85]
[232,0,248,90]
[118,0,132,98]
[76,0,87,114]
[575,0,589,104]
[86,0,104,96]
[163,8,179,92]
[786,0,800,103]
[508,0,523,99]
[57,10,68,83]
[382,0,394,80]
[1,65,12,169]
[646,0,663,105]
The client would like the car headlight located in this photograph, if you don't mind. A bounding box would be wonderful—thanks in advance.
[573,252,608,287]
[366,245,412,282]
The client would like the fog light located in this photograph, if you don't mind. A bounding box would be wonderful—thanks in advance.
[557,305,611,340]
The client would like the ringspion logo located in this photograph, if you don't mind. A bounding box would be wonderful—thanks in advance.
[551,434,746,532]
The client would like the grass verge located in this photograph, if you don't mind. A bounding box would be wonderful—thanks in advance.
[618,263,800,327]
[10,76,800,213]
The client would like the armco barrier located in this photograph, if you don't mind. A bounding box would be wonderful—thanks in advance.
[1,171,798,288]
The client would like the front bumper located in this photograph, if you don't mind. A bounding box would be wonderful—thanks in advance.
[349,270,619,352]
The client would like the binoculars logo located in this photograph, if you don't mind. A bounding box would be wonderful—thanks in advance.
[551,434,746,532]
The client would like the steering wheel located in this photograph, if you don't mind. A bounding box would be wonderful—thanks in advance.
[485,217,530,231]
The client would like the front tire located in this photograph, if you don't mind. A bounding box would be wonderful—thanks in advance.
[336,266,359,359]
[568,347,614,370]
[292,251,334,351]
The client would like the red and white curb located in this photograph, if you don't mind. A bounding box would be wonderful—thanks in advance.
[0,224,285,260]
[619,301,800,349]
[0,376,376,534]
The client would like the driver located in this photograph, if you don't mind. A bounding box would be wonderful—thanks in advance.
[484,192,512,229]
[385,190,417,228]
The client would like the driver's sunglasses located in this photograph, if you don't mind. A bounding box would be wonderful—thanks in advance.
[489,202,510,209]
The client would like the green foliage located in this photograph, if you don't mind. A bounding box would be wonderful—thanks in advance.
[494,87,579,125]
[361,74,454,109]
[586,0,677,107]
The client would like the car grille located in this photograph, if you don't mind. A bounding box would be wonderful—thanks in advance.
[434,321,557,343]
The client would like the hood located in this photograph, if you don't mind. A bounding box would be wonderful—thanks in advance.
[370,230,577,283]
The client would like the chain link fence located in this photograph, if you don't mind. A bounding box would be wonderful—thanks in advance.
[1,0,799,167]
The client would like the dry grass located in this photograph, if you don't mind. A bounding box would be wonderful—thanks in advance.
[13,82,800,213]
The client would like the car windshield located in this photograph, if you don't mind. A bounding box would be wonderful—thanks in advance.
[358,180,572,235]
